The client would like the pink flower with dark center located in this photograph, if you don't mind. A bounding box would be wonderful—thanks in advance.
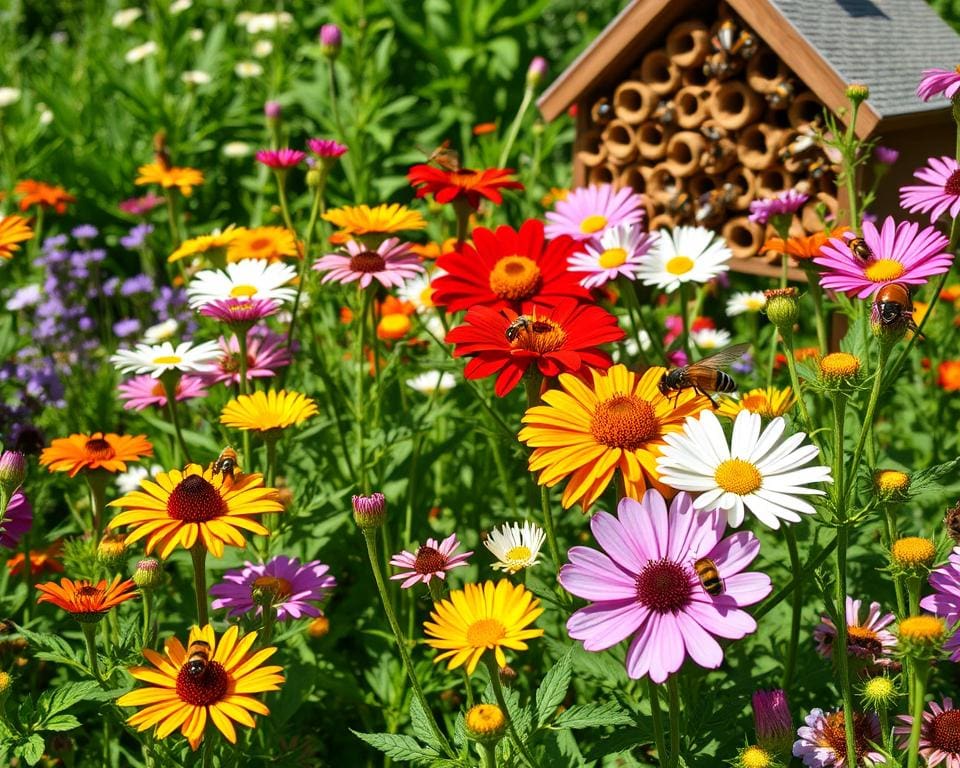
[201,329,292,387]
[210,555,336,622]
[389,534,472,589]
[117,374,208,411]
[900,155,960,222]
[921,546,960,661]
[813,216,953,298]
[313,237,424,289]
[545,183,644,242]
[895,698,960,768]
[793,708,884,767]
[813,596,896,668]
[256,148,307,169]
[558,490,771,683]
[0,490,32,549]
[119,192,164,216]
[307,138,348,158]
[918,67,960,101]
[748,189,810,225]
[199,297,280,329]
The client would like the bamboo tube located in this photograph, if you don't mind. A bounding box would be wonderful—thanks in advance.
[640,48,681,96]
[766,105,792,127]
[788,91,824,130]
[756,165,794,197]
[688,173,720,201]
[801,192,838,232]
[576,128,607,167]
[681,66,710,87]
[664,131,707,177]
[746,48,789,94]
[707,81,763,130]
[650,212,677,231]
[590,97,614,125]
[647,163,679,205]
[619,165,646,195]
[724,166,757,209]
[613,80,655,124]
[602,120,638,164]
[737,124,785,170]
[587,162,618,187]
[702,137,737,174]
[674,86,710,128]
[723,216,764,259]
[637,121,673,161]
[666,20,710,69]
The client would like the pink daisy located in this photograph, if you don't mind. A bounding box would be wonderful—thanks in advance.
[307,138,348,158]
[812,596,896,668]
[0,490,32,549]
[210,555,336,622]
[900,155,960,222]
[389,534,472,589]
[199,297,280,330]
[119,192,164,216]
[558,490,772,683]
[256,148,307,169]
[117,374,208,411]
[895,698,960,768]
[201,329,292,387]
[918,67,960,101]
[567,223,658,289]
[793,708,884,767]
[545,183,644,242]
[313,237,424,289]
[813,216,953,298]
[748,189,810,225]
[920,546,960,661]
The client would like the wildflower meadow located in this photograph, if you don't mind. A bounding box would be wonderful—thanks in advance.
[4,2,960,767]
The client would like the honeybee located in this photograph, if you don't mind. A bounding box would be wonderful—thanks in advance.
[694,557,724,596]
[420,140,461,172]
[211,447,239,480]
[766,80,794,109]
[185,640,212,677]
[873,282,919,333]
[848,237,873,262]
[658,343,750,407]
[505,315,553,342]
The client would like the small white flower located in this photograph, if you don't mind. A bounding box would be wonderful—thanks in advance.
[234,61,263,79]
[36,103,53,125]
[0,88,21,108]
[110,340,221,378]
[726,290,767,316]
[187,259,297,309]
[484,521,545,573]
[243,12,293,34]
[252,39,274,58]
[397,270,443,313]
[112,8,143,29]
[116,464,163,494]
[143,318,179,344]
[181,70,211,86]
[188,28,204,42]
[125,41,158,63]
[636,225,731,293]
[614,330,652,363]
[406,370,456,394]
[691,327,731,351]
[169,0,192,14]
[222,141,252,158]
[5,284,42,311]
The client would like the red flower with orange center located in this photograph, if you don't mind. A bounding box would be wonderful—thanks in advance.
[760,226,851,261]
[40,432,154,477]
[14,180,75,214]
[36,575,137,622]
[432,219,589,313]
[408,164,524,209]
[445,299,625,396]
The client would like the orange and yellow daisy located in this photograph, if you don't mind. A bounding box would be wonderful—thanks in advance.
[14,180,75,214]
[117,624,284,750]
[136,162,205,196]
[0,215,33,260]
[760,226,850,261]
[226,226,299,262]
[36,575,137,622]
[220,390,317,435]
[322,203,426,236]
[107,464,282,558]
[717,386,796,419]
[424,580,543,674]
[168,226,245,264]
[518,364,710,509]
[39,432,153,478]
[7,543,64,577]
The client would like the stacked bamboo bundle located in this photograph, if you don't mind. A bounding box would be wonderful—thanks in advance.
[577,7,837,265]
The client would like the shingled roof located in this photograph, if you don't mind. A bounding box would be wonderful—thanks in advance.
[538,0,960,135]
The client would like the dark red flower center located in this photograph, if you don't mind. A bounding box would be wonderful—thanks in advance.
[220,352,255,374]
[166,475,227,523]
[822,711,872,764]
[413,546,447,574]
[635,558,692,613]
[77,585,100,598]
[349,251,386,273]
[176,660,229,706]
[931,710,960,754]
[591,395,661,450]
[84,438,115,460]
[945,170,960,197]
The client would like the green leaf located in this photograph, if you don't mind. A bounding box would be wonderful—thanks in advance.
[38,714,80,733]
[534,647,572,726]
[350,731,439,762]
[20,735,45,766]
[408,696,439,749]
[553,701,634,730]
[38,680,103,719]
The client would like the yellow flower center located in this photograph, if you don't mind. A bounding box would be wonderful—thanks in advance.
[465,704,505,736]
[899,615,945,642]
[746,297,765,310]
[505,545,532,562]
[419,285,435,308]
[590,395,661,451]
[864,259,905,282]
[847,624,881,648]
[229,284,258,298]
[875,469,909,493]
[378,314,411,339]
[507,317,567,354]
[579,214,607,234]
[892,537,936,567]
[863,676,895,700]
[819,352,861,377]
[740,745,772,768]
[598,247,628,269]
[665,255,694,275]
[152,355,182,365]
[714,459,762,495]
[466,618,506,647]
[488,256,542,301]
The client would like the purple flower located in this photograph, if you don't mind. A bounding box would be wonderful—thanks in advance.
[874,145,899,165]
[306,138,348,158]
[900,155,960,223]
[794,708,883,767]
[389,534,473,589]
[119,192,164,216]
[753,689,793,753]
[0,490,32,549]
[113,318,142,338]
[920,546,960,661]
[71,224,98,240]
[917,67,960,101]
[256,148,306,169]
[732,350,754,375]
[120,222,154,250]
[121,274,155,297]
[102,277,120,296]
[320,23,342,55]
[526,56,548,87]
[210,556,336,621]
[264,100,282,120]
[748,189,810,225]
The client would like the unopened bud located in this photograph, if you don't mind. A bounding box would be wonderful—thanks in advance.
[891,537,936,573]
[464,704,507,744]
[764,288,799,331]
[353,493,386,530]
[132,557,163,590]
[526,56,548,88]
[320,24,342,58]
[874,469,909,500]
[97,534,128,571]
[752,689,793,756]
[846,83,870,104]
[306,168,324,189]
[898,615,946,658]
[264,100,281,121]
[861,675,898,712]
[0,451,26,496]
[307,615,330,639]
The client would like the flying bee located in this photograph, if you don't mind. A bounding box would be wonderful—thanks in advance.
[211,447,239,480]
[418,140,461,172]
[848,237,873,262]
[505,315,553,342]
[185,640,212,677]
[874,282,920,334]
[694,557,724,596]
[658,343,750,408]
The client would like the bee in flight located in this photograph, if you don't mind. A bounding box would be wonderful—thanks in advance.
[848,237,873,262]
[211,447,239,480]
[504,315,553,343]
[418,139,461,172]
[185,640,212,677]
[658,343,750,408]
[694,557,724,596]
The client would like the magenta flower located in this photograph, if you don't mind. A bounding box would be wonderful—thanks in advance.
[748,189,810,225]
[545,183,644,242]
[814,217,953,298]
[558,490,771,683]
[900,155,960,222]
[918,67,960,101]
[389,534,472,589]
[256,148,307,169]
[874,146,899,165]
[753,689,793,753]
[0,490,32,549]
[895,697,960,767]
[920,546,960,661]
[210,555,336,622]
[117,374,208,411]
[320,23,342,51]
[812,596,896,668]
[307,138,348,158]
[314,237,424,289]
[264,100,282,120]
[119,192,164,216]
[199,297,280,329]
[793,708,883,767]
[201,329,292,387]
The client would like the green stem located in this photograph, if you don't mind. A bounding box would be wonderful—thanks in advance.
[753,534,838,620]
[161,376,191,463]
[647,678,667,766]
[882,506,907,617]
[190,544,208,626]
[461,669,475,709]
[481,741,498,768]
[879,706,891,756]
[355,290,373,493]
[678,283,692,362]
[906,576,921,616]
[141,589,153,649]
[202,735,214,768]
[163,189,180,248]
[237,330,252,471]
[666,676,681,768]
[842,102,861,231]
[286,184,324,352]
[453,198,472,249]
[628,282,666,363]
[781,525,802,692]
[497,85,535,169]
[85,473,108,538]
[327,59,345,140]
[779,332,815,437]
[906,660,929,768]
[81,622,105,686]
[260,604,275,647]
[484,655,540,768]
[844,344,891,499]
[833,524,858,768]
[274,173,297,234]
[523,376,562,574]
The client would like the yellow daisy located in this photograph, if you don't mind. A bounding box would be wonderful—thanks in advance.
[135,162,205,196]
[226,226,299,262]
[117,624,284,750]
[322,203,426,236]
[717,387,796,419]
[220,390,318,435]
[424,580,544,674]
[518,364,710,510]
[0,215,33,260]
[168,226,245,263]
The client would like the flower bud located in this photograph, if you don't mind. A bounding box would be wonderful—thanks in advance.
[897,615,946,658]
[97,534,128,572]
[891,537,936,574]
[306,168,324,189]
[307,615,330,639]
[763,288,799,331]
[846,83,870,104]
[464,703,507,744]
[263,100,282,121]
[526,56,548,88]
[874,146,898,166]
[320,23,342,58]
[860,675,898,712]
[132,557,163,590]
[874,469,909,500]
[818,352,861,382]
[0,451,26,496]
[353,493,386,530]
[752,689,793,756]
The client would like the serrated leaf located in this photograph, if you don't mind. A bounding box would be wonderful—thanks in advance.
[15,626,79,661]
[408,696,439,749]
[39,714,80,732]
[351,731,439,762]
[553,701,634,730]
[20,735,45,766]
[535,647,572,726]
[38,680,102,719]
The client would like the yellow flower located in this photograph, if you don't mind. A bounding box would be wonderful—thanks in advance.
[168,226,245,263]
[220,390,318,435]
[0,215,33,260]
[717,387,796,419]
[323,203,426,236]
[465,704,506,741]
[891,537,936,569]
[819,352,861,379]
[135,163,205,196]
[424,580,544,674]
[874,469,909,496]
[226,226,299,262]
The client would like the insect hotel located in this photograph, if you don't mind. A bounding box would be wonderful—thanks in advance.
[537,0,960,277]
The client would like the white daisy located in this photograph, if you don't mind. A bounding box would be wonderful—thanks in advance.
[234,61,264,79]
[484,521,546,573]
[656,409,832,530]
[116,464,163,494]
[567,224,659,289]
[112,8,143,29]
[0,88,22,108]
[222,141,253,159]
[110,340,221,378]
[636,225,731,293]
[253,39,274,58]
[406,370,456,394]
[397,270,443,313]
[691,327,731,351]
[124,41,158,63]
[143,318,179,343]
[188,28,204,42]
[181,70,211,86]
[186,259,297,309]
[170,0,192,13]
[726,290,767,316]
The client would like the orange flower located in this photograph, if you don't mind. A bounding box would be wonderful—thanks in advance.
[36,575,137,622]
[14,180,75,214]
[7,543,64,576]
[761,226,851,261]
[794,346,820,362]
[0,215,33,260]
[226,226,299,262]
[940,285,960,302]
[473,122,497,136]
[410,242,443,261]
[408,164,523,210]
[136,163,205,196]
[40,432,153,477]
[938,360,960,391]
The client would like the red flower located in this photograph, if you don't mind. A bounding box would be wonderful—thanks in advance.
[445,299,624,396]
[407,164,523,209]
[432,219,589,313]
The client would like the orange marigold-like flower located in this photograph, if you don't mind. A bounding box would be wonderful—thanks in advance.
[136,163,205,196]
[761,226,851,261]
[39,432,153,477]
[7,543,64,577]
[14,180,75,214]
[938,360,960,391]
[0,215,33,260]
[226,226,299,262]
[36,575,138,622]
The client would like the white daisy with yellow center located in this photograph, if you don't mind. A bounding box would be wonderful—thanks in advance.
[636,225,731,293]
[655,410,832,529]
[397,270,444,313]
[186,258,297,310]
[484,521,546,574]
[726,290,768,316]
[110,340,221,379]
[691,327,732,351]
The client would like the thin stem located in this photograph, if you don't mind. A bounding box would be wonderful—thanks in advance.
[906,576,921,616]
[481,741,498,768]
[753,534,838,621]
[202,735,214,768]
[85,473,107,538]
[286,184,324,352]
[497,86,535,169]
[326,59,345,140]
[906,660,929,768]
[484,655,540,768]
[678,283,692,362]
[844,344,891,499]
[833,524,858,767]
[81,622,105,686]
[141,589,153,649]
[781,525,802,692]
[237,330,252,471]
[881,506,907,617]
[523,376,561,575]
[260,604,276,647]
[779,332,815,437]
[355,290,373,493]
[453,198,471,249]
[161,377,192,463]
[163,190,180,248]
[190,544,209,626]
[647,678,668,766]
[274,173,297,234]
[666,676,682,768]
[804,268,829,355]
